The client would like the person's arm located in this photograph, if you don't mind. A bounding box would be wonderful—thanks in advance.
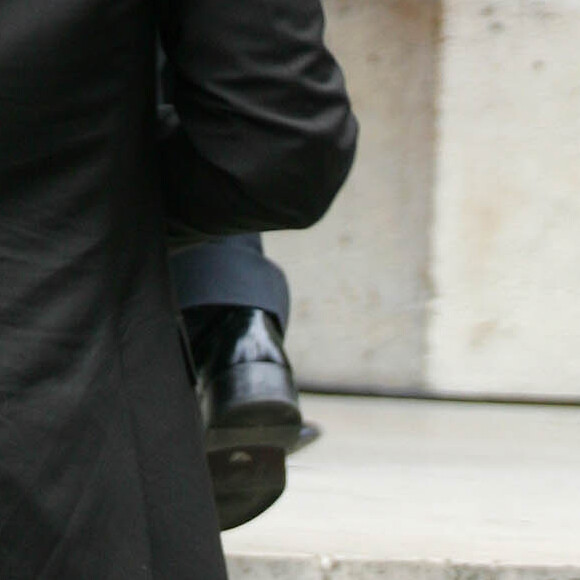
[156,0,358,244]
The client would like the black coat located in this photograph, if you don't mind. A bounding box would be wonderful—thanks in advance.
[0,0,357,577]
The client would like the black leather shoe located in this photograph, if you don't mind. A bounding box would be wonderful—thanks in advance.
[181,305,304,530]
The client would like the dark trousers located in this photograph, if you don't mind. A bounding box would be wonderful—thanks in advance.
[170,234,290,333]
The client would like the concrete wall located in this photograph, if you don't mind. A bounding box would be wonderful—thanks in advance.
[265,0,439,392]
[429,0,580,398]
[265,0,580,399]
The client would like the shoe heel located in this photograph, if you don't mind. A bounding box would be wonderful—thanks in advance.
[212,361,301,425]
[205,361,302,451]
[205,424,302,453]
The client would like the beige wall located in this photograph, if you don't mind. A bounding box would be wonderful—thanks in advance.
[265,0,439,391]
[266,0,580,399]
[429,0,580,398]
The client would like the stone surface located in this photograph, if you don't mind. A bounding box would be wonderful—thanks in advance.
[223,395,580,569]
[327,559,580,580]
[225,555,580,580]
[429,1,580,397]
[264,0,438,391]
[264,0,580,400]
[226,554,322,580]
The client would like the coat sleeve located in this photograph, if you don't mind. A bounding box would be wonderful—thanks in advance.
[155,0,358,245]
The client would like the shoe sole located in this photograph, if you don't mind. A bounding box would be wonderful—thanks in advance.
[207,446,286,531]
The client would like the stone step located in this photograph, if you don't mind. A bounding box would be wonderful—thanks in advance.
[226,554,580,580]
[223,394,580,579]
